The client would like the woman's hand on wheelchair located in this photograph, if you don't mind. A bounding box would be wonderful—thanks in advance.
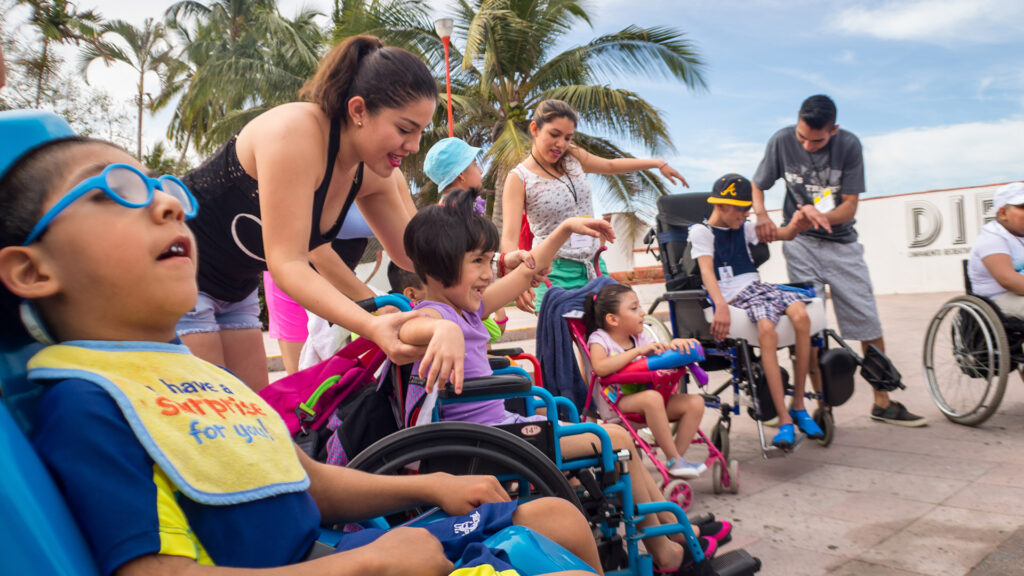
[711,306,731,342]
[431,472,511,516]
[515,286,537,313]
[419,321,465,394]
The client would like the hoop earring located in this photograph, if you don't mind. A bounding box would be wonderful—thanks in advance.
[19,300,56,345]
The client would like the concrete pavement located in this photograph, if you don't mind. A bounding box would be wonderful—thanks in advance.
[268,288,1024,575]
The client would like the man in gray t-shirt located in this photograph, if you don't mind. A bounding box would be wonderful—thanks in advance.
[750,95,926,427]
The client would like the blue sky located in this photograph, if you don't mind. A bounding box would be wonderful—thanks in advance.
[22,0,1024,212]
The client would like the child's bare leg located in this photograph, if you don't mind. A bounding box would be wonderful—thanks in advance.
[785,302,811,412]
[618,390,679,461]
[756,319,792,426]
[666,394,706,460]
[560,426,684,570]
[514,498,603,575]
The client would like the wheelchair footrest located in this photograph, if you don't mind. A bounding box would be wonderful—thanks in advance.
[710,549,762,576]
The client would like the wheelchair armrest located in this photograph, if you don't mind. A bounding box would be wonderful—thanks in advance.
[488,347,524,357]
[661,289,709,302]
[439,374,532,399]
[488,356,512,371]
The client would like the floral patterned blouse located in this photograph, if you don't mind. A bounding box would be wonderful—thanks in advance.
[511,154,598,262]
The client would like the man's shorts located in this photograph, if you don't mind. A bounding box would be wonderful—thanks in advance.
[175,288,263,336]
[262,272,309,342]
[731,281,810,325]
[782,234,883,341]
[333,500,519,571]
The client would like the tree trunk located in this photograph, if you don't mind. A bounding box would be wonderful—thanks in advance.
[136,83,144,159]
[492,170,505,233]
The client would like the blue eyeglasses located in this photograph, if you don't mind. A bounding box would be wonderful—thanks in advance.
[22,163,198,246]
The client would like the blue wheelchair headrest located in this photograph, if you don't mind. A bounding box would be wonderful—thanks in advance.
[0,110,76,180]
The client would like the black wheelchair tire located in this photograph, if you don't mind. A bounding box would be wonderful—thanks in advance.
[923,295,1009,426]
[348,421,582,510]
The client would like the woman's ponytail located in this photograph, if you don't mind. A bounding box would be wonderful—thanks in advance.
[300,35,436,124]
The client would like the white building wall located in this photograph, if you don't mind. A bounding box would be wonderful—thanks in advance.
[614,182,1018,295]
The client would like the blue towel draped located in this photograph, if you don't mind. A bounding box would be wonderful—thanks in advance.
[536,276,619,411]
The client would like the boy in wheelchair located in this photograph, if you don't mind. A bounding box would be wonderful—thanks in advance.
[968,181,1024,318]
[0,111,601,576]
[691,173,823,450]
[398,189,734,573]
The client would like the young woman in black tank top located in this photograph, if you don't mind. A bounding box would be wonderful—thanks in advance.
[176,35,457,392]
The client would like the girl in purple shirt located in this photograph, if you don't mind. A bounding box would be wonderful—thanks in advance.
[399,188,730,572]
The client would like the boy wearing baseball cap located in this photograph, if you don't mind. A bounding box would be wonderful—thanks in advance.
[690,173,819,449]
[968,182,1024,318]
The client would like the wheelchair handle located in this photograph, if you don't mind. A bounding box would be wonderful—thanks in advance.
[355,293,413,314]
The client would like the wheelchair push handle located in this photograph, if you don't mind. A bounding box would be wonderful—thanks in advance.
[355,293,413,314]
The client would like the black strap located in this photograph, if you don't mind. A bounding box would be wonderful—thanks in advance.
[310,116,364,245]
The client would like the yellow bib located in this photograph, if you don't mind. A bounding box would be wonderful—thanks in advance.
[28,341,309,505]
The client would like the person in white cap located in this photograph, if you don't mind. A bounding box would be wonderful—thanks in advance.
[968,182,1024,318]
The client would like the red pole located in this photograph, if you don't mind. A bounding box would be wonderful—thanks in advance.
[442,36,454,138]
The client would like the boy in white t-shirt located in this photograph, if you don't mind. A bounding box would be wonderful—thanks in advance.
[968,182,1024,318]
[690,173,818,450]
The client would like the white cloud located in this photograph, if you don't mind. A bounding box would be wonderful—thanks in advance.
[862,118,1024,196]
[834,0,1024,44]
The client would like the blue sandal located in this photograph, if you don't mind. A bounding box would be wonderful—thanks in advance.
[790,409,824,439]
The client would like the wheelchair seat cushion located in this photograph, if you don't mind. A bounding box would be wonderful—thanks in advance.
[704,297,826,348]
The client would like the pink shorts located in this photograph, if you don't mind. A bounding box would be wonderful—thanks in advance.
[262,272,309,342]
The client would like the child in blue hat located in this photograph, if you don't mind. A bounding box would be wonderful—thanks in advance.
[424,138,535,341]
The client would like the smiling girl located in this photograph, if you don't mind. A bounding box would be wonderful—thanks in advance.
[500,99,689,313]
[177,36,458,391]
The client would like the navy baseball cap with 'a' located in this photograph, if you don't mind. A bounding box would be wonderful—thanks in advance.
[708,173,753,207]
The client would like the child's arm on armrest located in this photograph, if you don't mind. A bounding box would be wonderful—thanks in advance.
[983,254,1024,296]
[697,255,731,342]
[590,341,665,377]
[397,310,465,393]
[483,217,615,315]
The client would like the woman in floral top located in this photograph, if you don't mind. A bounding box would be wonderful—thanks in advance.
[501,99,689,312]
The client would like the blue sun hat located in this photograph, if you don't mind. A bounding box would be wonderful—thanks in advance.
[423,137,482,192]
[0,110,77,181]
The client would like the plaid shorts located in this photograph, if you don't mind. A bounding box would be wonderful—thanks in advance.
[731,281,810,325]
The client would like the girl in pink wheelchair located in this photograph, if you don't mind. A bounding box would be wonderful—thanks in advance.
[584,284,708,479]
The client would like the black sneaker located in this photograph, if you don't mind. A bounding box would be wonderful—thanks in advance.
[871,401,927,427]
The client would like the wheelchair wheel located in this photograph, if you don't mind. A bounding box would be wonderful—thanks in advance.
[711,460,723,494]
[710,419,730,462]
[813,407,834,447]
[727,460,740,494]
[349,422,581,508]
[642,315,673,344]
[923,295,1009,426]
[663,479,691,510]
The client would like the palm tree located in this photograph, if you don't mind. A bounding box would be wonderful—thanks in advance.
[160,0,324,155]
[16,0,103,108]
[80,18,173,158]
[411,0,706,223]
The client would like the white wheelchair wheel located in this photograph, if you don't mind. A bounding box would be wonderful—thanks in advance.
[923,295,1009,426]
[642,315,672,344]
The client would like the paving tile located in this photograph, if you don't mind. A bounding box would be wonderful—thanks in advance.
[894,451,997,481]
[944,483,1024,517]
[860,506,1022,576]
[824,559,930,576]
[790,463,968,504]
[975,461,1024,489]
[823,492,934,532]
[728,499,893,556]
[739,539,849,576]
